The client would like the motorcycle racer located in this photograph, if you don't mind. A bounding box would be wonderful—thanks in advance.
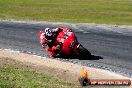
[38,27,72,57]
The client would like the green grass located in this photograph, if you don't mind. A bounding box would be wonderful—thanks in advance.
[0,0,132,25]
[0,58,78,88]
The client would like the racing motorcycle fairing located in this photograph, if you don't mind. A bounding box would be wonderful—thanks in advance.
[39,27,91,59]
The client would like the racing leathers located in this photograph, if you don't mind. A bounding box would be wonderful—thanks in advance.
[39,27,72,57]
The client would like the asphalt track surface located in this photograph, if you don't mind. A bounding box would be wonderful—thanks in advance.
[0,21,132,77]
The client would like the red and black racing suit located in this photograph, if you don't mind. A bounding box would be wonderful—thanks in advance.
[40,27,72,57]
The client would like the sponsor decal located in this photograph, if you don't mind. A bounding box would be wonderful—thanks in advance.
[79,67,131,86]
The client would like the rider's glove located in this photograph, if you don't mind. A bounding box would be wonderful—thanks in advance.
[52,45,60,51]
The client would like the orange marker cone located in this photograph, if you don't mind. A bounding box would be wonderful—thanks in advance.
[82,67,88,78]
[82,67,85,77]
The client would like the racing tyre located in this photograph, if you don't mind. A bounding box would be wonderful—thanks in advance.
[78,44,91,60]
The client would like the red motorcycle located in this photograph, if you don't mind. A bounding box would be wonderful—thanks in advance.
[39,28,91,59]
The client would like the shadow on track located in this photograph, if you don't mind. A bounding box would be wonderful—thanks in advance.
[79,54,103,60]
[77,44,103,60]
[60,54,103,60]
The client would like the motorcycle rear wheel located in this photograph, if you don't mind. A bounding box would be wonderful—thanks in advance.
[78,44,91,60]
